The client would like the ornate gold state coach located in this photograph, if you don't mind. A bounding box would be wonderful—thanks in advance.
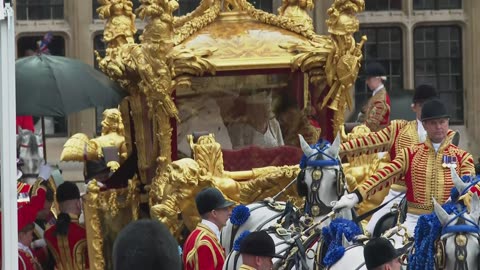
[73,0,370,268]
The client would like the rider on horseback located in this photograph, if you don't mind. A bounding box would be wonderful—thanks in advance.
[339,85,459,235]
[333,99,475,240]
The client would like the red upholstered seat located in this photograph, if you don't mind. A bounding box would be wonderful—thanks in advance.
[221,145,303,171]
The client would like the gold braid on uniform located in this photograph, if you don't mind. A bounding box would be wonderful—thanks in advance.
[185,224,220,270]
[340,120,408,158]
[356,148,408,200]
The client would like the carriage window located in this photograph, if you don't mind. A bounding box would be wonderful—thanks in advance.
[414,25,463,123]
[17,35,68,136]
[16,0,64,20]
[176,73,320,162]
[352,26,403,121]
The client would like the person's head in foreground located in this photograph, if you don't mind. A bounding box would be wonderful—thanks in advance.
[364,237,404,270]
[240,231,283,270]
[113,219,181,270]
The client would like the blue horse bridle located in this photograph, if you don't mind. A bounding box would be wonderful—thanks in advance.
[437,206,480,270]
[442,208,480,235]
[298,139,344,217]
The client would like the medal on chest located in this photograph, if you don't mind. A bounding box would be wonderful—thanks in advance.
[442,155,457,169]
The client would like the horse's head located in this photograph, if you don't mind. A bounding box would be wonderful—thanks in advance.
[433,195,480,270]
[297,134,344,217]
[17,128,44,181]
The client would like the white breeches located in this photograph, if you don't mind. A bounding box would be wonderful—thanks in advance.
[366,189,405,235]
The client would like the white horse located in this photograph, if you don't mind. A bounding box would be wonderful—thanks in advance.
[328,169,480,270]
[430,195,480,270]
[17,128,44,185]
[222,134,352,270]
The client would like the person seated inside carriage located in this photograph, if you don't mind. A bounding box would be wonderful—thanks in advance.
[227,89,284,149]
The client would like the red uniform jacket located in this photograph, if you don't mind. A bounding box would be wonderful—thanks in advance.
[355,139,475,215]
[44,215,89,270]
[0,184,46,265]
[183,223,225,270]
[358,88,391,132]
[340,120,457,189]
[19,249,41,270]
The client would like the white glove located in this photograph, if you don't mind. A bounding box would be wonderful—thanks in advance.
[38,164,52,181]
[332,193,360,211]
[31,239,46,249]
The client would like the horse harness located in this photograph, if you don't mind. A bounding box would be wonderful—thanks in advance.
[296,141,345,217]
[435,207,480,270]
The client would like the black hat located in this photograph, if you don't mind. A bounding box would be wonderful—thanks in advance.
[364,237,405,269]
[239,231,283,258]
[195,187,234,215]
[421,98,450,121]
[84,160,110,180]
[413,84,438,103]
[56,182,80,203]
[113,220,181,270]
[365,62,387,77]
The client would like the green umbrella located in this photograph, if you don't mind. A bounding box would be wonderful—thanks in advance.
[16,54,127,117]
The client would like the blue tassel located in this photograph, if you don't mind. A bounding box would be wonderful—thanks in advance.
[233,230,251,252]
[230,205,250,226]
[321,218,361,266]
[409,202,465,270]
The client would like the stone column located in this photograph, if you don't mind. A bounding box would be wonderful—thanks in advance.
[463,0,480,156]
[66,0,97,137]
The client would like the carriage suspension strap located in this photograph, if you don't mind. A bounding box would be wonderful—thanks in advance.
[353,192,405,223]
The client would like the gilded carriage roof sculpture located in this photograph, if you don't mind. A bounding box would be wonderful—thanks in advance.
[78,0,367,268]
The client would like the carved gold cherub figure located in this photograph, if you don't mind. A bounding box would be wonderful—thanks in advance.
[277,0,314,28]
[61,108,128,180]
[150,134,300,238]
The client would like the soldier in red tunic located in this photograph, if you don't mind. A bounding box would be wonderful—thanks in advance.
[44,182,89,270]
[334,99,475,237]
[357,62,391,132]
[17,183,48,270]
[340,85,457,234]
[31,184,55,270]
[182,187,234,270]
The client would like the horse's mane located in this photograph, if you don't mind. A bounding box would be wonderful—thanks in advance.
[409,202,465,270]
[28,132,39,155]
[17,130,40,155]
